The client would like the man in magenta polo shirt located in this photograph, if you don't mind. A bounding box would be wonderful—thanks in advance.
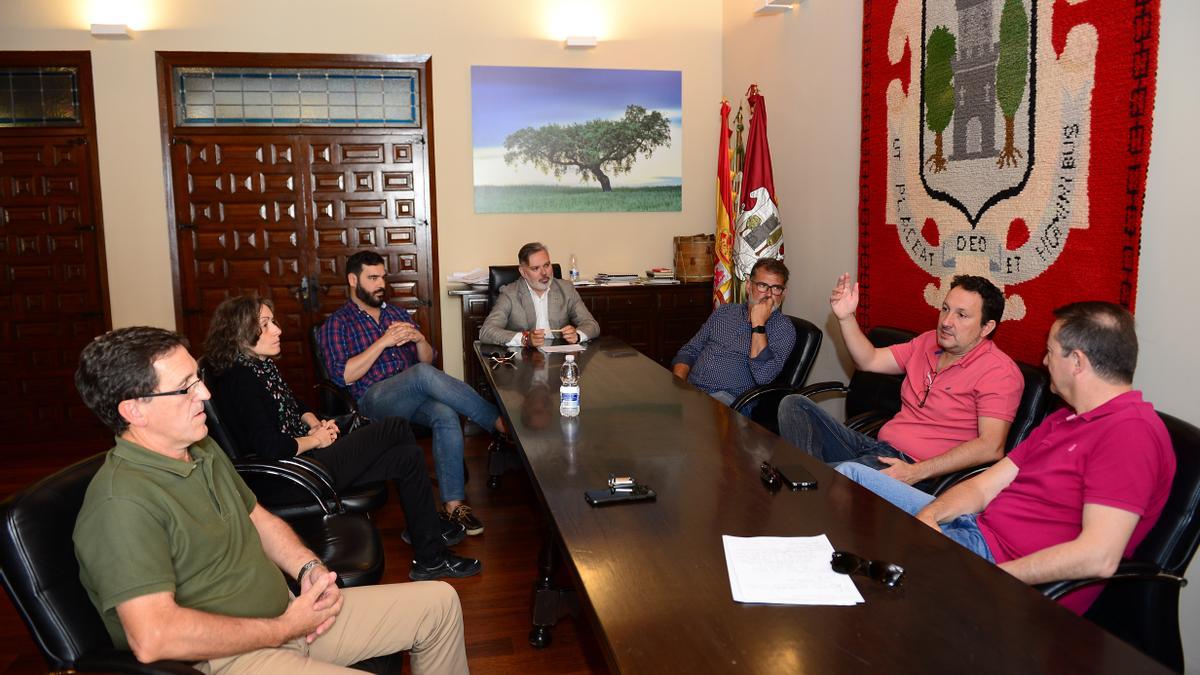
[779,273,1023,491]
[837,302,1174,613]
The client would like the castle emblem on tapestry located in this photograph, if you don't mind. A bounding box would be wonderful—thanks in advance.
[860,0,1159,363]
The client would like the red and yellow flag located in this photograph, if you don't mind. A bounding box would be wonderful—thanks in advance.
[733,84,783,301]
[713,100,735,306]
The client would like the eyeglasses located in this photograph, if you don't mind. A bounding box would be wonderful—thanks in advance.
[760,462,783,492]
[487,351,517,369]
[830,550,905,588]
[917,369,936,408]
[751,281,787,296]
[142,378,204,399]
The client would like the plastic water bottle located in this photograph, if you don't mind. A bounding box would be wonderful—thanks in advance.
[559,355,580,417]
[569,254,579,282]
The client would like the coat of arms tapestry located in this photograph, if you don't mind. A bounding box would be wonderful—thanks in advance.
[857,0,1160,363]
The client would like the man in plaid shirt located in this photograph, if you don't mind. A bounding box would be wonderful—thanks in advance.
[320,251,507,535]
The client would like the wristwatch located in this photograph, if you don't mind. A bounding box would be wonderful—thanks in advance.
[751,325,767,334]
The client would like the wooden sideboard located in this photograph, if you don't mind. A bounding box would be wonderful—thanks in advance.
[456,282,712,396]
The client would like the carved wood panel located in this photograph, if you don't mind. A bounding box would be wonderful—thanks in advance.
[171,135,315,393]
[170,133,436,400]
[306,135,433,340]
[0,136,108,438]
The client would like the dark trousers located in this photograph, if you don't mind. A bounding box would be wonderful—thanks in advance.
[307,417,444,565]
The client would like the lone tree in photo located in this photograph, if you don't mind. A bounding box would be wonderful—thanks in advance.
[923,25,957,173]
[503,105,671,192]
[995,0,1030,169]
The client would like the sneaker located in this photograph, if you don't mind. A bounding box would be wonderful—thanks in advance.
[409,553,482,581]
[401,519,467,547]
[446,504,484,536]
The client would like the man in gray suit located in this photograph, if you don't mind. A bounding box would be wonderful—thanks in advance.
[480,242,600,348]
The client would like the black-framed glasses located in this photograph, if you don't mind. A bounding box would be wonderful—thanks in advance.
[917,369,936,408]
[760,462,783,492]
[830,550,905,588]
[141,378,204,399]
[751,281,787,296]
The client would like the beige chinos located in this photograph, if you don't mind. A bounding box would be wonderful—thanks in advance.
[197,581,468,674]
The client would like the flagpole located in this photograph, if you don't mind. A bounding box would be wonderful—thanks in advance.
[733,84,784,305]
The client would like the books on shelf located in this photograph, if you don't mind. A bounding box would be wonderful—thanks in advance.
[595,273,639,284]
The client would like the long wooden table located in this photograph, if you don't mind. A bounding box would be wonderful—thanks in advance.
[475,339,1167,674]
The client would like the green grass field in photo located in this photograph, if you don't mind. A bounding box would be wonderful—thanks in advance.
[474,184,682,213]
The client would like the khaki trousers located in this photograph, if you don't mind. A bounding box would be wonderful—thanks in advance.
[197,581,468,674]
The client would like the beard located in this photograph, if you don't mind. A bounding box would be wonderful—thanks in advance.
[355,283,384,308]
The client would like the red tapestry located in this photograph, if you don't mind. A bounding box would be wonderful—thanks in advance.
[858,0,1160,364]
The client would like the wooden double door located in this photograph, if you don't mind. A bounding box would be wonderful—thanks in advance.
[0,52,111,443]
[168,129,438,401]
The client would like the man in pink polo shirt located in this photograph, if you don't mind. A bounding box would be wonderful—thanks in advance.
[779,273,1023,491]
[836,302,1174,613]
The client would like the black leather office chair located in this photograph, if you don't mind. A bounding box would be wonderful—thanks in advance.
[310,325,370,427]
[202,398,388,520]
[0,454,389,674]
[927,361,1050,494]
[789,326,914,436]
[487,264,562,305]
[729,315,824,434]
[1039,411,1200,672]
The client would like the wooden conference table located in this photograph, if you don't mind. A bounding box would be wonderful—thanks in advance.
[474,339,1167,674]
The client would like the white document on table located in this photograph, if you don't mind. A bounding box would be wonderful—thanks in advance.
[722,535,864,606]
[539,343,587,353]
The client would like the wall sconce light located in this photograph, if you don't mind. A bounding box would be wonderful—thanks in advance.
[90,23,132,38]
[565,35,598,49]
[755,0,796,15]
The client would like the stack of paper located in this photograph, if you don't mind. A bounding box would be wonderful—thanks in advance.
[447,268,488,285]
[595,273,639,283]
[722,534,864,605]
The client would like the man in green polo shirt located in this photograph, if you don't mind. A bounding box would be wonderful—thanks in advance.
[73,327,468,674]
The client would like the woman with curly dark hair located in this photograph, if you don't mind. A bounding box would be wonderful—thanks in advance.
[203,295,480,580]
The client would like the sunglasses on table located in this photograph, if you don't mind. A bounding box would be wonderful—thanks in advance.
[760,461,783,492]
[830,550,905,588]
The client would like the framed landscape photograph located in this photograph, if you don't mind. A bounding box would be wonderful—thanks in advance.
[471,65,682,213]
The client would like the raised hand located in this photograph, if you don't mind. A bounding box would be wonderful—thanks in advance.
[829,273,860,321]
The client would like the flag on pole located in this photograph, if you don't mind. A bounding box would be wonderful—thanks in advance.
[713,100,735,307]
[733,85,783,301]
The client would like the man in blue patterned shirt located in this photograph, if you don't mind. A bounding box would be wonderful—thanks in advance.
[672,258,796,408]
[320,251,506,535]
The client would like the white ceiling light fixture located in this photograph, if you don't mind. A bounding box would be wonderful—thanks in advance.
[565,35,598,49]
[755,0,796,15]
[90,23,132,38]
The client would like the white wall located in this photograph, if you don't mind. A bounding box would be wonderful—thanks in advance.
[724,0,1199,669]
[1136,0,1200,669]
[0,0,724,378]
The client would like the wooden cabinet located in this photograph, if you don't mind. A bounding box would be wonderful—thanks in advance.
[457,283,712,396]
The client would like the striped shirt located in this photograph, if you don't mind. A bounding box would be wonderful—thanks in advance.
[319,300,426,400]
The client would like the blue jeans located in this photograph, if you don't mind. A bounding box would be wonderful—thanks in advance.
[778,394,912,469]
[359,363,499,503]
[836,463,995,562]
